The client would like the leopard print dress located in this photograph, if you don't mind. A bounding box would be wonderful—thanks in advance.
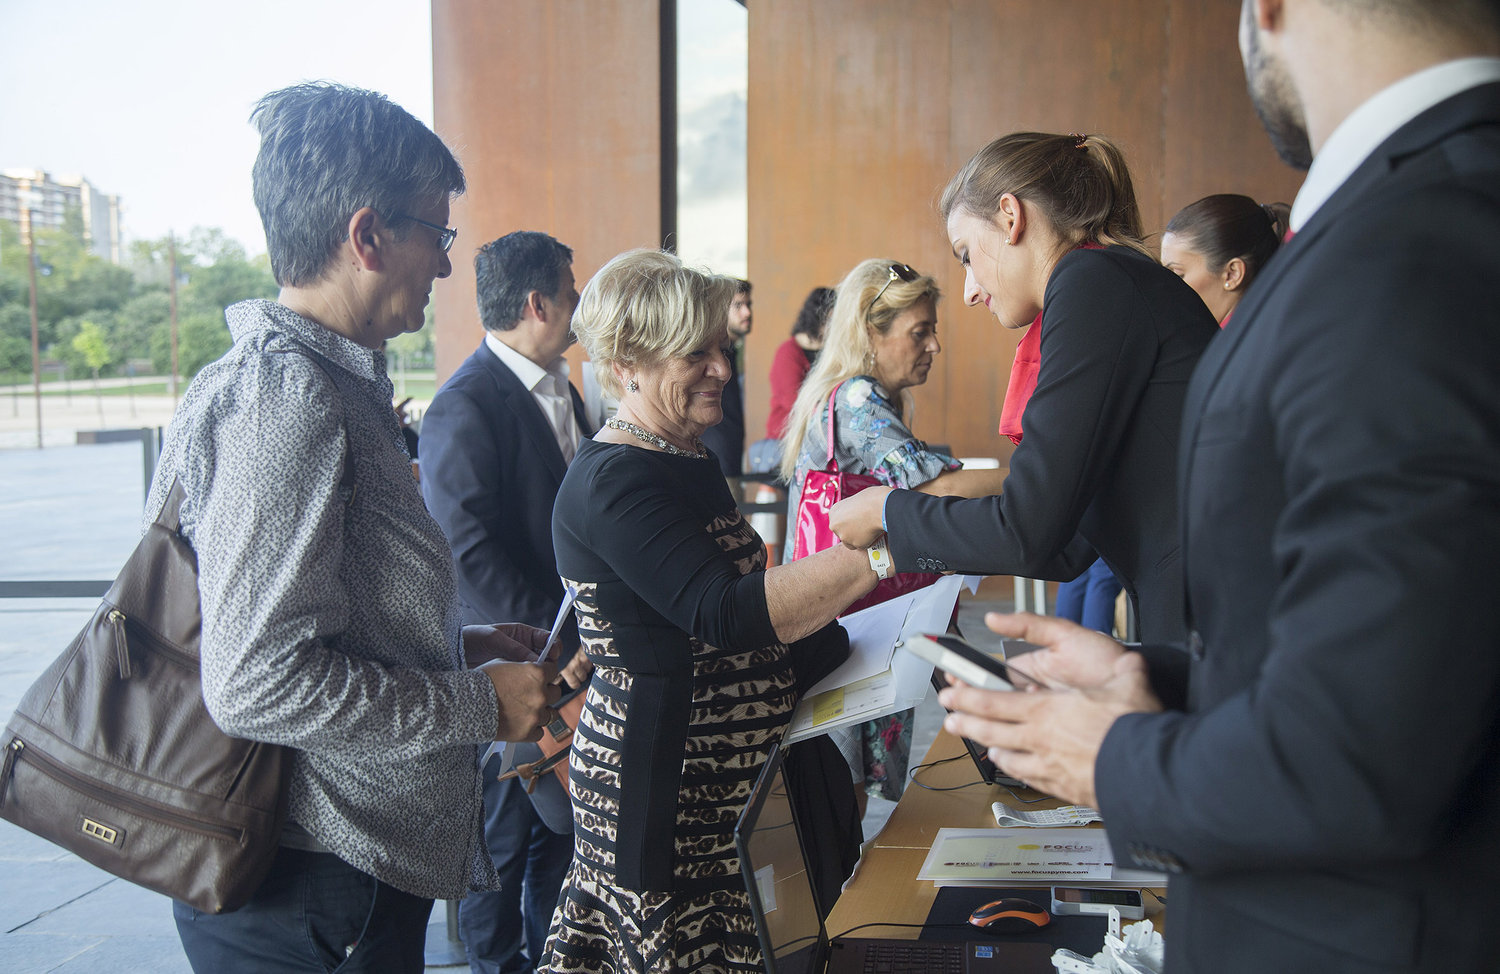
[541,439,797,974]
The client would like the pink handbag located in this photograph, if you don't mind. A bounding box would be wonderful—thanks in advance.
[792,384,941,614]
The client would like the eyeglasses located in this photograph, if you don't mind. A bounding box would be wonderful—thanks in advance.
[865,263,920,313]
[392,213,457,253]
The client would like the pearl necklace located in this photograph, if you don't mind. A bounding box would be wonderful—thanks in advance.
[606,418,708,459]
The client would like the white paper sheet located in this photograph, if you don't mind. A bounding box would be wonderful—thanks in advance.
[916,828,1167,887]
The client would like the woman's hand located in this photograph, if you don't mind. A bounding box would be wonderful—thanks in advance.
[557,646,594,690]
[828,486,894,548]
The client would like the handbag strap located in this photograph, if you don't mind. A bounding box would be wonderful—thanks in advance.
[157,479,187,533]
[822,381,846,469]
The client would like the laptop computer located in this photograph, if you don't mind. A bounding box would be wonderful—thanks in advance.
[736,743,1054,973]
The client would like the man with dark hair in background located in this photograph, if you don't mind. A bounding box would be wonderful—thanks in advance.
[938,2,1500,971]
[700,277,752,477]
[420,231,592,974]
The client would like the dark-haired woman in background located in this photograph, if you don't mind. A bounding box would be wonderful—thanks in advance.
[1161,194,1290,326]
[830,132,1219,643]
[766,286,835,440]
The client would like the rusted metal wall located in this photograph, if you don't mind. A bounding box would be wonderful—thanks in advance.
[744,0,1302,460]
[431,0,673,382]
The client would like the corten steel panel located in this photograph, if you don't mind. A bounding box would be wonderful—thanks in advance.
[431,0,670,383]
[748,0,1300,461]
[746,1,957,450]
[942,0,1172,462]
[1161,0,1304,225]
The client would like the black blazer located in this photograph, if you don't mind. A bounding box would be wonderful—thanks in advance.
[1097,82,1500,974]
[700,351,745,477]
[420,342,592,633]
[886,246,1217,641]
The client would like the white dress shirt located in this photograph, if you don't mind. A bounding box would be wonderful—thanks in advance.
[485,331,581,463]
[1292,57,1500,231]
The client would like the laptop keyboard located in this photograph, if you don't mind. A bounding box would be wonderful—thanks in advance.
[852,940,965,973]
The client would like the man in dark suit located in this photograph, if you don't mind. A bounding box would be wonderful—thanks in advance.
[700,277,752,477]
[939,2,1500,971]
[420,231,592,974]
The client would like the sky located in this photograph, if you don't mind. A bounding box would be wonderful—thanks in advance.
[0,0,748,273]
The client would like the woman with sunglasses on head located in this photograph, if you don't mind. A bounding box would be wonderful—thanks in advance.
[780,259,1007,806]
[829,133,1218,643]
[1160,193,1291,326]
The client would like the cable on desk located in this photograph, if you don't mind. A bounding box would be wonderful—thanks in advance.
[906,754,989,792]
[995,783,1052,804]
[905,754,1050,803]
[829,921,973,940]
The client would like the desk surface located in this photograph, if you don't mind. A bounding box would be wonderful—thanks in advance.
[827,730,1165,939]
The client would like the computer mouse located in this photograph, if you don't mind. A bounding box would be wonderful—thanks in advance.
[967,897,1051,933]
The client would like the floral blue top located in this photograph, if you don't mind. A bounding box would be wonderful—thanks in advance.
[784,376,961,555]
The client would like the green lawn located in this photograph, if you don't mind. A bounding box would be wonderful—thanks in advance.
[39,382,172,397]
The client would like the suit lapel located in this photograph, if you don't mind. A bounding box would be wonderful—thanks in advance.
[477,345,570,484]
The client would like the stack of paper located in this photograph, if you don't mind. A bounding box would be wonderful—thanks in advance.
[782,574,974,744]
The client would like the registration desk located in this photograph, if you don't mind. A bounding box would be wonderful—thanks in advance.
[826,730,1166,940]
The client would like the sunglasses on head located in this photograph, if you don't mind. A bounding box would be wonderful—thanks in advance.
[865,263,920,313]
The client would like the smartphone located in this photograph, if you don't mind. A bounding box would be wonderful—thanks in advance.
[1049,886,1145,920]
[900,633,1043,691]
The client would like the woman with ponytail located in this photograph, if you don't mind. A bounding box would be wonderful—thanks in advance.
[829,132,1217,642]
[1161,194,1291,326]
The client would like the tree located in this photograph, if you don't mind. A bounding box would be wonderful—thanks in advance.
[71,318,112,423]
[184,256,276,313]
[0,304,32,377]
[0,221,276,382]
[156,310,232,378]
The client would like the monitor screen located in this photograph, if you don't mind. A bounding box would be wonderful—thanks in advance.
[736,745,828,974]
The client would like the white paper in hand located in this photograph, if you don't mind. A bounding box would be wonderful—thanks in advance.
[539,584,580,662]
[482,585,580,771]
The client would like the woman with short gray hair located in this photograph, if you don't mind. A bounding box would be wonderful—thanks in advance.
[152,82,559,973]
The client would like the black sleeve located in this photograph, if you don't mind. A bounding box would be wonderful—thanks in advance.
[1132,641,1191,711]
[566,450,777,651]
[885,251,1156,578]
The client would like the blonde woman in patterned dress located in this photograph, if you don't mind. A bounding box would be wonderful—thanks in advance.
[778,259,1008,812]
[542,250,881,973]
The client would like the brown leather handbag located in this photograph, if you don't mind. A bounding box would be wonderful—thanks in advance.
[0,479,291,914]
[501,687,584,794]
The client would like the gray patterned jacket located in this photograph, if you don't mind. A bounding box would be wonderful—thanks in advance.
[144,299,500,899]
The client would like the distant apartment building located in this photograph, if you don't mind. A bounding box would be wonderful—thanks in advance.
[0,168,122,263]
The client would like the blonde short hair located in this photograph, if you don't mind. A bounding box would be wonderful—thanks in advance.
[572,249,739,398]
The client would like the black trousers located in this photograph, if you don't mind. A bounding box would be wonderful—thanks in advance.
[174,847,433,973]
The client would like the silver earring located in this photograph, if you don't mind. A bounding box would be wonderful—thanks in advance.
[626,379,639,393]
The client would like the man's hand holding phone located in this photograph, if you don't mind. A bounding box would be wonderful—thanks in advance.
[933,613,1164,807]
